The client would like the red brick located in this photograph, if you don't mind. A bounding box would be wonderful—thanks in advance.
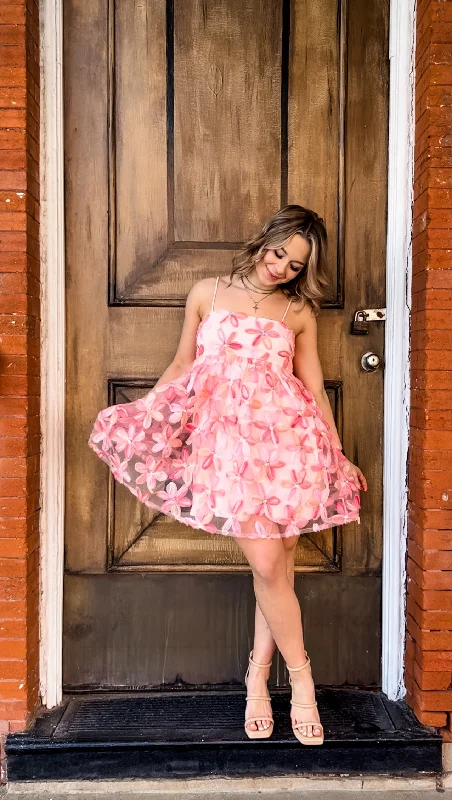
[0,7,26,26]
[413,680,452,711]
[416,644,452,671]
[405,672,414,695]
[410,445,452,469]
[0,560,26,580]
[0,540,26,559]
[407,592,452,629]
[0,700,27,719]
[411,348,452,370]
[418,529,452,551]
[410,408,452,429]
[0,617,26,638]
[408,504,452,531]
[411,389,452,410]
[411,328,452,349]
[0,641,26,661]
[411,370,452,390]
[0,578,26,603]
[414,661,451,690]
[408,556,452,591]
[413,704,447,727]
[408,539,452,570]
[0,681,27,701]
[413,288,452,311]
[8,720,26,733]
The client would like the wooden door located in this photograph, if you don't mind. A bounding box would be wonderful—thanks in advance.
[63,0,388,689]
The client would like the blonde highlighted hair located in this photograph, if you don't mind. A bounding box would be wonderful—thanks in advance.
[230,205,329,314]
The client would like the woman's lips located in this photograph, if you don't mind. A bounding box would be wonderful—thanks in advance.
[266,266,279,281]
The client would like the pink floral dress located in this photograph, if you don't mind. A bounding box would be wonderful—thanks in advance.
[88,277,361,539]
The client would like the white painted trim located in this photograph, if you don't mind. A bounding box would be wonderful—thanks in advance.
[39,0,65,708]
[381,0,415,701]
[38,0,414,706]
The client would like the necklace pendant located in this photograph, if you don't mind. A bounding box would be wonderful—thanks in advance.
[252,301,259,312]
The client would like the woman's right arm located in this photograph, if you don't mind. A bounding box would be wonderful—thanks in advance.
[152,278,212,390]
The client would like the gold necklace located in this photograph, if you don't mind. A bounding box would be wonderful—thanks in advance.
[240,276,279,313]
[242,274,277,294]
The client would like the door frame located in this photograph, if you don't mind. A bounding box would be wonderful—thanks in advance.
[39,0,415,708]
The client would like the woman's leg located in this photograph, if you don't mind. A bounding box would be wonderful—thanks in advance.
[237,518,322,738]
[246,535,299,731]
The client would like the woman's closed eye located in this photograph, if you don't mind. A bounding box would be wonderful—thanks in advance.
[274,249,303,273]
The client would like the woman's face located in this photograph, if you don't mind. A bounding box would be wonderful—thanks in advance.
[256,233,311,287]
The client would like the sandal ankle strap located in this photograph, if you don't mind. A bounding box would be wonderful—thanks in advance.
[286,652,310,673]
[290,700,317,708]
[248,649,272,669]
[247,693,271,701]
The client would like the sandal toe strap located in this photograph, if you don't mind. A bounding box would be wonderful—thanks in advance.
[292,721,323,731]
[245,716,274,726]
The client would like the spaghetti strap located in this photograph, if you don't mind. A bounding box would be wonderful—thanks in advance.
[281,298,292,322]
[211,276,220,312]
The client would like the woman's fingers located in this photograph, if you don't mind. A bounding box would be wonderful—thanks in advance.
[345,462,368,491]
[342,458,368,491]
[356,468,367,491]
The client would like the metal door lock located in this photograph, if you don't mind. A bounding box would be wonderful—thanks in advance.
[361,351,381,372]
[351,308,386,335]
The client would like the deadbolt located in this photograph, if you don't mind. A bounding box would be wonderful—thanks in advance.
[361,351,381,372]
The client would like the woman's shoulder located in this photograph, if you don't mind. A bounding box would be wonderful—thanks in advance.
[186,276,221,316]
[286,296,316,335]
[187,276,217,301]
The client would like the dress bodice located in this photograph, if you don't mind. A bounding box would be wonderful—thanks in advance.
[196,309,295,372]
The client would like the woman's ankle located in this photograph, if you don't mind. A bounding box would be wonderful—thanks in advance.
[249,647,274,666]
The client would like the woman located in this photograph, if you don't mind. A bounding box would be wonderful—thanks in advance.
[89,204,368,745]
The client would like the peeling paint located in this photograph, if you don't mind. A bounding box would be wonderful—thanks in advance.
[382,0,416,702]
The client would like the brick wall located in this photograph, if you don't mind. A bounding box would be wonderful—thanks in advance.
[405,0,452,735]
[0,0,41,782]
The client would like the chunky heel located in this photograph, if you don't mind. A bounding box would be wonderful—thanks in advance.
[244,650,274,739]
[286,651,324,745]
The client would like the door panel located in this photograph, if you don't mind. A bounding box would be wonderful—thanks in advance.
[63,573,381,687]
[64,0,388,687]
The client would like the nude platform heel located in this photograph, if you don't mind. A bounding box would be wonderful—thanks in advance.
[244,650,274,739]
[286,651,324,745]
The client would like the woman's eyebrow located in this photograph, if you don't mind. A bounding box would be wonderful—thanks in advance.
[281,246,305,266]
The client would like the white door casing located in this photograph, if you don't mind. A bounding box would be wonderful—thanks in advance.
[39,0,414,707]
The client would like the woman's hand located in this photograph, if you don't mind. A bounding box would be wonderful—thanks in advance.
[343,458,368,492]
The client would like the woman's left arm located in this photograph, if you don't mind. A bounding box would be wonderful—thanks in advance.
[293,307,368,492]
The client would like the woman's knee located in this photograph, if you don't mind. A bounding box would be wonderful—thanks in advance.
[282,535,299,556]
[251,553,287,585]
[235,518,289,584]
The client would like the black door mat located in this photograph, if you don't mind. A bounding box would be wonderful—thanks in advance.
[5,688,442,781]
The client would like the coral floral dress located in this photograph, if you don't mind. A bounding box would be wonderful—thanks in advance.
[88,277,361,539]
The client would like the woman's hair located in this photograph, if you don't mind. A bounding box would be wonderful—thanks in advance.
[230,204,329,314]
